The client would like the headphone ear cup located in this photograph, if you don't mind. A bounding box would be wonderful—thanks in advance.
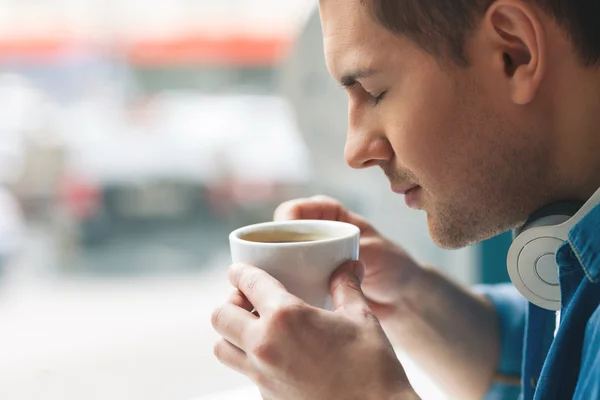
[507,204,582,311]
[508,232,563,311]
[507,195,598,310]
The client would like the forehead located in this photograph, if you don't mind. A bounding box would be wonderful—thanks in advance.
[319,0,402,75]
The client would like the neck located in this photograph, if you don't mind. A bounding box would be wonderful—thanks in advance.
[557,136,600,203]
[553,71,600,202]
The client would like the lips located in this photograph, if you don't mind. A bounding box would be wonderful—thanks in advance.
[391,184,420,195]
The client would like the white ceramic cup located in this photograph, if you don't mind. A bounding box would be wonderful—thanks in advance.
[229,220,360,309]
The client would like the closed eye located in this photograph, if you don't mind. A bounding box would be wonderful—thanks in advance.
[372,91,387,106]
[340,81,387,107]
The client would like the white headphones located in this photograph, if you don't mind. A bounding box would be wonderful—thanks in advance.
[507,187,600,311]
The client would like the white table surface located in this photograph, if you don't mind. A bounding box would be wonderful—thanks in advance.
[193,386,260,400]
[195,350,447,400]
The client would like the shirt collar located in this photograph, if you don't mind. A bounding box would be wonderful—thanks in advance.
[569,203,600,283]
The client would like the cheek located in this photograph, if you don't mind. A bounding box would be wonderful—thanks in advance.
[386,80,475,193]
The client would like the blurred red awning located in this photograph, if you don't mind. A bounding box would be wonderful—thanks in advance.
[0,35,294,67]
[125,36,293,67]
[0,38,79,61]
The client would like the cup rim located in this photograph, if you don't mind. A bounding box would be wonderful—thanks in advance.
[229,220,360,247]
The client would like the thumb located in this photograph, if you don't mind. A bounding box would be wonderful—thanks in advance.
[330,261,372,318]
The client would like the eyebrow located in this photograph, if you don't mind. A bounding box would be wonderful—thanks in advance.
[339,70,377,88]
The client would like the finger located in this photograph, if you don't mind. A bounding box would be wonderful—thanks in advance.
[274,197,312,220]
[345,210,377,235]
[228,263,292,315]
[330,261,376,321]
[229,289,260,317]
[310,195,347,221]
[229,290,253,312]
[211,301,256,349]
[274,196,375,234]
[213,338,250,375]
[274,195,342,221]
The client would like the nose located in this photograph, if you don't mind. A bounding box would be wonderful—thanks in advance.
[344,106,394,169]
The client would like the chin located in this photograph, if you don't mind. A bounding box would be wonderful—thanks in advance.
[428,230,470,250]
[426,213,495,250]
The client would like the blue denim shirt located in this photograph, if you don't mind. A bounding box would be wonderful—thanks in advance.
[479,203,600,400]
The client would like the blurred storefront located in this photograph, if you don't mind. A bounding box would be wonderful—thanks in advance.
[0,0,314,273]
[0,3,314,399]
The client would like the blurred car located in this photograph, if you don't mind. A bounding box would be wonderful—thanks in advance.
[0,187,23,275]
[59,92,312,246]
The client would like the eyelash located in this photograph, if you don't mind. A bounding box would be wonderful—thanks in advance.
[372,91,387,106]
[342,82,387,107]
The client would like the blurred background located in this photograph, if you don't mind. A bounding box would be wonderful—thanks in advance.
[0,2,512,399]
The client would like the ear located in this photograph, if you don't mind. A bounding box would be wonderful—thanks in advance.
[483,0,547,105]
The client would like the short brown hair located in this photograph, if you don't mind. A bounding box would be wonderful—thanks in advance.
[367,0,600,66]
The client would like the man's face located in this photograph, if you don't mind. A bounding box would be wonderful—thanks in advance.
[320,0,558,249]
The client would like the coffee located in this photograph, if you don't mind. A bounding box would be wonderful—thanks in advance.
[240,230,332,244]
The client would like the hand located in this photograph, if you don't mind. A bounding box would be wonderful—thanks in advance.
[275,196,424,319]
[211,261,418,400]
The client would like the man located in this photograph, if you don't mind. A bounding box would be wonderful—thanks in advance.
[211,0,600,399]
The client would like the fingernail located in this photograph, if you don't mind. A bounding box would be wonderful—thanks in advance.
[280,211,293,221]
[353,261,365,284]
[229,263,244,279]
[231,263,246,273]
